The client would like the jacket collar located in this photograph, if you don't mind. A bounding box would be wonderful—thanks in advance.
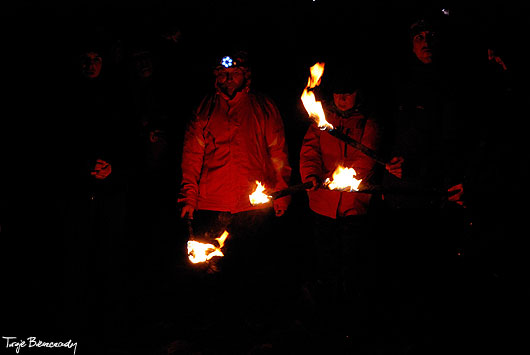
[327,100,361,119]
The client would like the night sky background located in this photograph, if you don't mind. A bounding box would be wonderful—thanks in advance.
[1,0,530,352]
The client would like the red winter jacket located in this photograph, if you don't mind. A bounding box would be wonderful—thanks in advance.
[179,89,291,213]
[300,105,380,219]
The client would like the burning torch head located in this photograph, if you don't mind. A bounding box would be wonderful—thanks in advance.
[324,166,363,192]
[187,224,230,267]
[249,181,272,206]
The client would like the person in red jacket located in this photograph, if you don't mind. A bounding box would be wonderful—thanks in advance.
[299,63,381,339]
[177,50,292,329]
[179,50,291,219]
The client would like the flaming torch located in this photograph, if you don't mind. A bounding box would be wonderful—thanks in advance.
[187,230,229,264]
[249,181,272,206]
[301,62,334,131]
[248,169,364,207]
[324,166,363,192]
[249,180,314,206]
[300,62,388,166]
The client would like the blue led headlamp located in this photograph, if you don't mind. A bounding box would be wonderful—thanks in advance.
[221,56,234,68]
[217,53,248,69]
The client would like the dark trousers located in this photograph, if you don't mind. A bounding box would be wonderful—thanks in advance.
[307,212,377,335]
[190,208,275,273]
[375,208,467,352]
[61,190,129,347]
[186,208,279,326]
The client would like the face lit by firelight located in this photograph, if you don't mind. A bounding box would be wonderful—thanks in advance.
[333,92,357,112]
[215,67,248,97]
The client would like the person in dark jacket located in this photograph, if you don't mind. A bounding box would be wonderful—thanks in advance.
[384,17,465,208]
[379,15,471,352]
[60,42,132,342]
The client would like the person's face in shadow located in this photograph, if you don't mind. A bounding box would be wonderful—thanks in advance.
[162,29,182,44]
[132,51,154,79]
[80,52,103,79]
[412,30,439,64]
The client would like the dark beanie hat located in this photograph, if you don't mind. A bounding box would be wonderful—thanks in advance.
[326,62,362,94]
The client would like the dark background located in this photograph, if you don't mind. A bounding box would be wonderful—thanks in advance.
[1,0,529,351]
[3,0,528,199]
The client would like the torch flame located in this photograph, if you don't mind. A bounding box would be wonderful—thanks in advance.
[249,181,272,206]
[324,166,362,192]
[308,62,325,88]
[187,230,229,264]
[301,62,334,131]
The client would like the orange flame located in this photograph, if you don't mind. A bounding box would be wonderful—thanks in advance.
[301,62,334,130]
[249,181,272,206]
[187,230,230,264]
[324,166,362,192]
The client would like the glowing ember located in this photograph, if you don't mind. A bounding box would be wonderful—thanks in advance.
[301,62,334,130]
[187,230,229,264]
[249,181,272,206]
[324,166,362,192]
